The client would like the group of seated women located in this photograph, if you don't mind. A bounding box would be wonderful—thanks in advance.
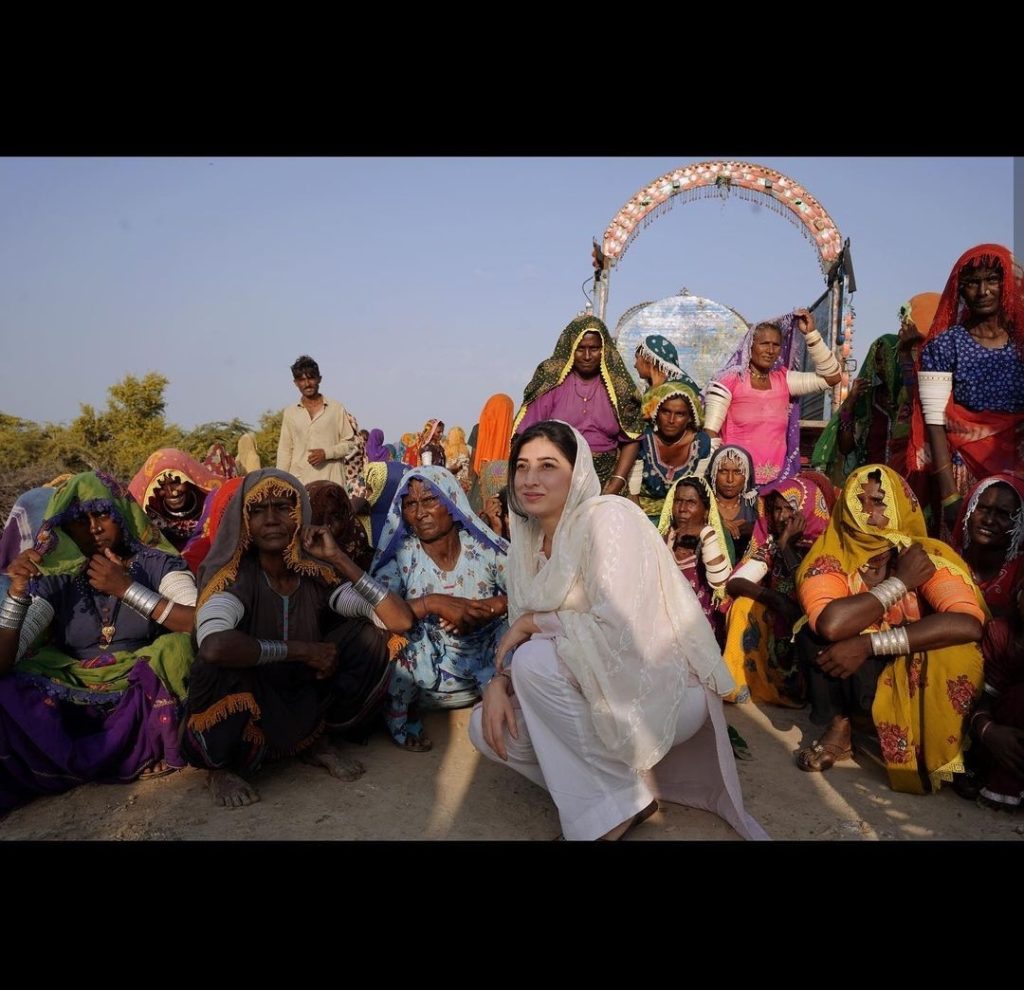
[1,241,1021,831]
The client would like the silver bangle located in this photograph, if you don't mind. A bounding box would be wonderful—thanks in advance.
[352,572,389,608]
[870,626,909,657]
[122,582,162,619]
[867,576,907,612]
[154,599,175,626]
[892,625,910,656]
[0,594,30,629]
[815,354,841,377]
[883,577,908,608]
[885,627,899,655]
[257,639,288,664]
[0,607,27,630]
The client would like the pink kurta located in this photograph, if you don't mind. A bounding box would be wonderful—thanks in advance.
[720,370,791,486]
[517,373,628,454]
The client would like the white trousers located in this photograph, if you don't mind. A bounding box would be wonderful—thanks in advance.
[469,637,711,841]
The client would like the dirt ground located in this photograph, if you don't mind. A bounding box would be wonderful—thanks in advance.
[3,700,1023,841]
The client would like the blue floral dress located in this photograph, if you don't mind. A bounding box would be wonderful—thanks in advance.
[371,466,509,745]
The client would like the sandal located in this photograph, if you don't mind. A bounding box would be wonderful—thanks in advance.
[797,738,853,772]
[138,762,178,780]
[728,725,753,761]
[395,732,433,753]
[977,789,1021,813]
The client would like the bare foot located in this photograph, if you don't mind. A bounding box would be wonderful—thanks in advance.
[598,800,658,841]
[301,736,366,781]
[208,769,260,808]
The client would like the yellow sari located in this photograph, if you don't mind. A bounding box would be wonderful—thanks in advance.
[796,465,987,794]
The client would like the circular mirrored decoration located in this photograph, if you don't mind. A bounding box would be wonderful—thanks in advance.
[614,290,750,391]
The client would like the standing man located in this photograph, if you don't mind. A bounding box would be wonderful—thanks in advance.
[277,355,361,490]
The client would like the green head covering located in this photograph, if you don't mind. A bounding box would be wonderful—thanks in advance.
[32,471,177,582]
[637,334,685,379]
[641,380,705,428]
[514,314,644,438]
[811,334,904,483]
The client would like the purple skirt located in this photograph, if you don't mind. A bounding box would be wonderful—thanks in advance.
[0,661,184,814]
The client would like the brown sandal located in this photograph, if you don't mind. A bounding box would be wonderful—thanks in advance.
[797,739,853,772]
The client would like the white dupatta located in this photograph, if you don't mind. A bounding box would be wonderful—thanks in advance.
[507,424,735,771]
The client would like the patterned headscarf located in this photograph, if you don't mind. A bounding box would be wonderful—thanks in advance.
[953,473,1024,563]
[197,469,338,607]
[952,472,1024,616]
[181,476,244,575]
[641,380,705,428]
[30,472,177,589]
[636,334,686,381]
[371,465,508,574]
[306,480,374,572]
[472,393,515,474]
[128,448,225,543]
[705,444,759,507]
[513,314,644,438]
[740,475,831,567]
[657,474,732,577]
[203,443,238,481]
[796,464,978,588]
[403,419,444,467]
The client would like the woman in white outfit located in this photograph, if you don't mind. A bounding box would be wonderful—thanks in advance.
[469,420,768,841]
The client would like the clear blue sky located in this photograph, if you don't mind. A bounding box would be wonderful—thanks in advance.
[0,157,1014,444]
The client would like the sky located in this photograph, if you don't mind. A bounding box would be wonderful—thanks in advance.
[0,156,1015,445]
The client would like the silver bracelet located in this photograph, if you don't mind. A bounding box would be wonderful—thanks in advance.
[257,639,288,664]
[0,597,28,626]
[0,593,29,630]
[122,582,162,619]
[884,577,909,608]
[867,576,907,612]
[870,626,910,657]
[892,625,910,656]
[352,572,389,608]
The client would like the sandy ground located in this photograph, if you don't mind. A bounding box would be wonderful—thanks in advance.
[3,700,1023,841]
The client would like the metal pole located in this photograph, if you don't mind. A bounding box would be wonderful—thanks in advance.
[594,268,609,323]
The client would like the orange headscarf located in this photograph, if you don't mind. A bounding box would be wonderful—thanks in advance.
[471,394,514,474]
[898,292,941,342]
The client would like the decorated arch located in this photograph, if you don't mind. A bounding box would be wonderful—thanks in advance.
[600,161,843,277]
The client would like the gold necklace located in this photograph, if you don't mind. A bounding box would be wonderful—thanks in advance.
[749,366,771,384]
[572,374,601,414]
